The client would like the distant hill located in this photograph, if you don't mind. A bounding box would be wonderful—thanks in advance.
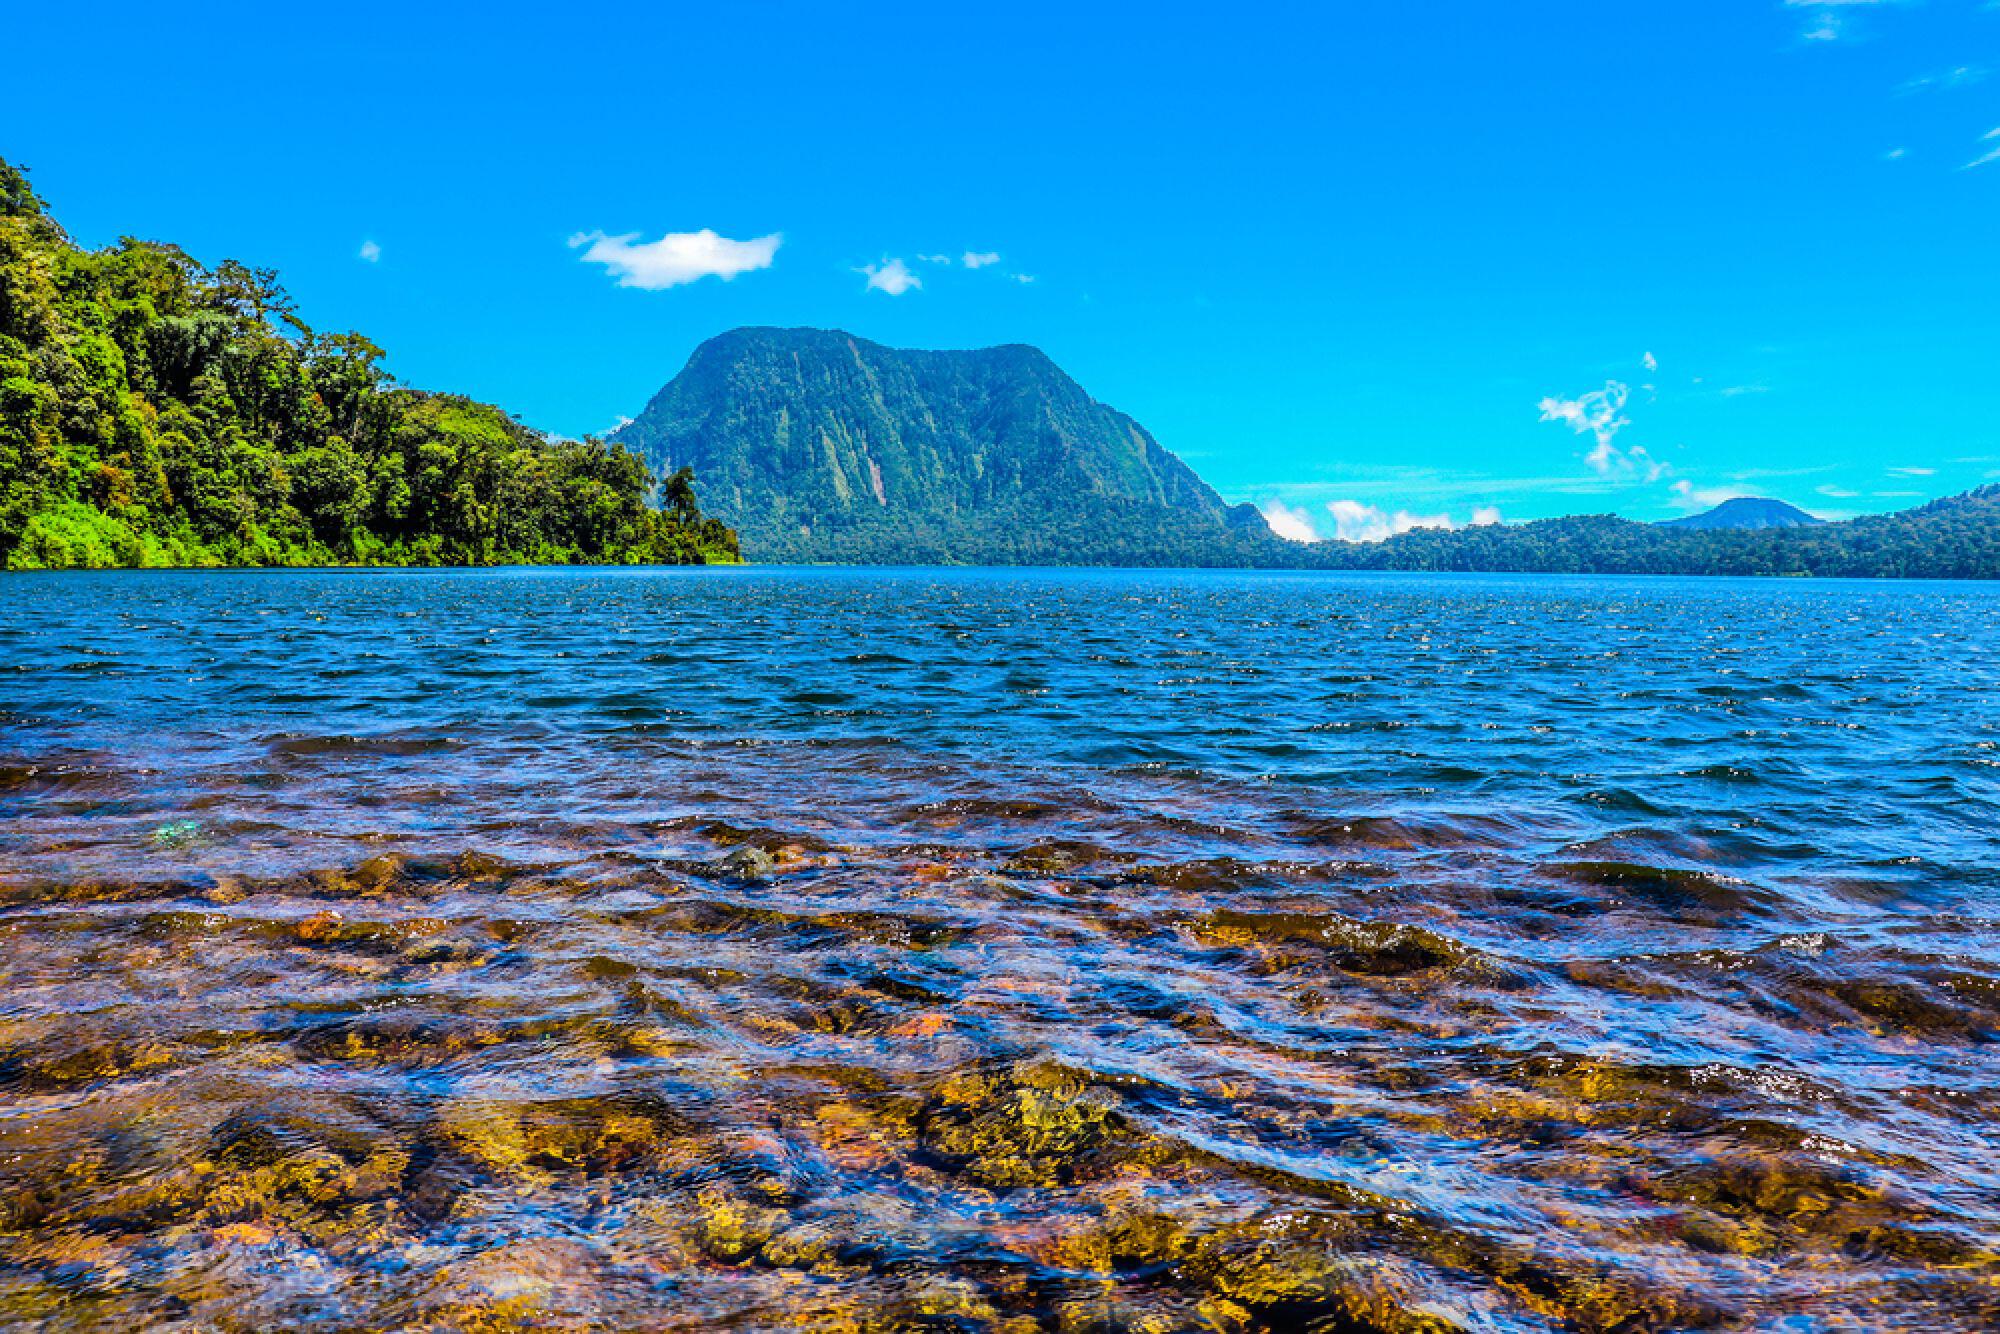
[1314,486,2000,579]
[611,328,1275,565]
[1661,497,1824,531]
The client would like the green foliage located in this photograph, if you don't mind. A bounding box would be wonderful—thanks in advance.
[0,156,739,571]
[9,500,162,569]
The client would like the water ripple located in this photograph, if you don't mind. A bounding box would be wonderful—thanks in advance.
[0,567,1995,1329]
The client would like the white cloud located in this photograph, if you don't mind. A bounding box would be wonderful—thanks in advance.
[1967,127,2000,170]
[1888,465,1935,476]
[1326,500,1456,544]
[1901,66,1986,94]
[1671,481,1759,510]
[1785,0,1902,42]
[1729,466,1832,482]
[1718,384,1770,397]
[859,257,922,295]
[1259,486,1505,542]
[1885,147,1908,160]
[1539,381,1629,451]
[860,249,1028,291]
[1256,473,1596,505]
[1538,380,1668,482]
[569,228,782,289]
[358,240,381,263]
[1261,500,1322,543]
[1818,484,1860,498]
[1595,447,1666,484]
[1642,351,1658,372]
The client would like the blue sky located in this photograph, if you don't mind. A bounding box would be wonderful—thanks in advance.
[11,1,1999,537]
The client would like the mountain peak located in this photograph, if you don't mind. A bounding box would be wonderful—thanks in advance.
[1660,497,1824,531]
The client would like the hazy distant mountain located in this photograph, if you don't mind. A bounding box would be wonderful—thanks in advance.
[610,328,1275,565]
[1660,497,1824,531]
[1314,486,2000,579]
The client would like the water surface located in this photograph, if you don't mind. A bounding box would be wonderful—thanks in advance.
[2,567,1996,1330]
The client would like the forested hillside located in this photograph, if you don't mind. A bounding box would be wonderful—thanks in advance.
[0,157,737,570]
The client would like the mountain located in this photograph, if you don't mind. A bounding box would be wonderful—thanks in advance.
[610,328,2000,577]
[1660,497,1824,531]
[0,155,737,570]
[1313,486,2000,579]
[610,327,1276,565]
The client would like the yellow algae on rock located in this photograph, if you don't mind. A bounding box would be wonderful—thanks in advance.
[919,1061,1129,1188]
[438,1094,681,1185]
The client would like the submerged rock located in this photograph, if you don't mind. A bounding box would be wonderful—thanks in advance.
[714,844,778,880]
[437,1092,688,1183]
[918,1061,1133,1189]
[1192,909,1470,977]
[149,819,205,849]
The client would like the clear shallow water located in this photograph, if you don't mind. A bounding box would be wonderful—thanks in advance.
[1,566,1996,1331]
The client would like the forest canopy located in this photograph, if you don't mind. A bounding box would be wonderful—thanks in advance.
[0,157,738,570]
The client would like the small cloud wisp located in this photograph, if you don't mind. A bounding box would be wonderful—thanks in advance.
[859,257,922,295]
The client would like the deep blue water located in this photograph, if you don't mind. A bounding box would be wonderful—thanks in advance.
[1,567,1996,1330]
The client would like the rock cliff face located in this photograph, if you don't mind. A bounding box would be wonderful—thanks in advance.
[611,327,1274,564]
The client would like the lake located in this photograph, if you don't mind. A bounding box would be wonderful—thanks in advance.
[2,567,1996,1330]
